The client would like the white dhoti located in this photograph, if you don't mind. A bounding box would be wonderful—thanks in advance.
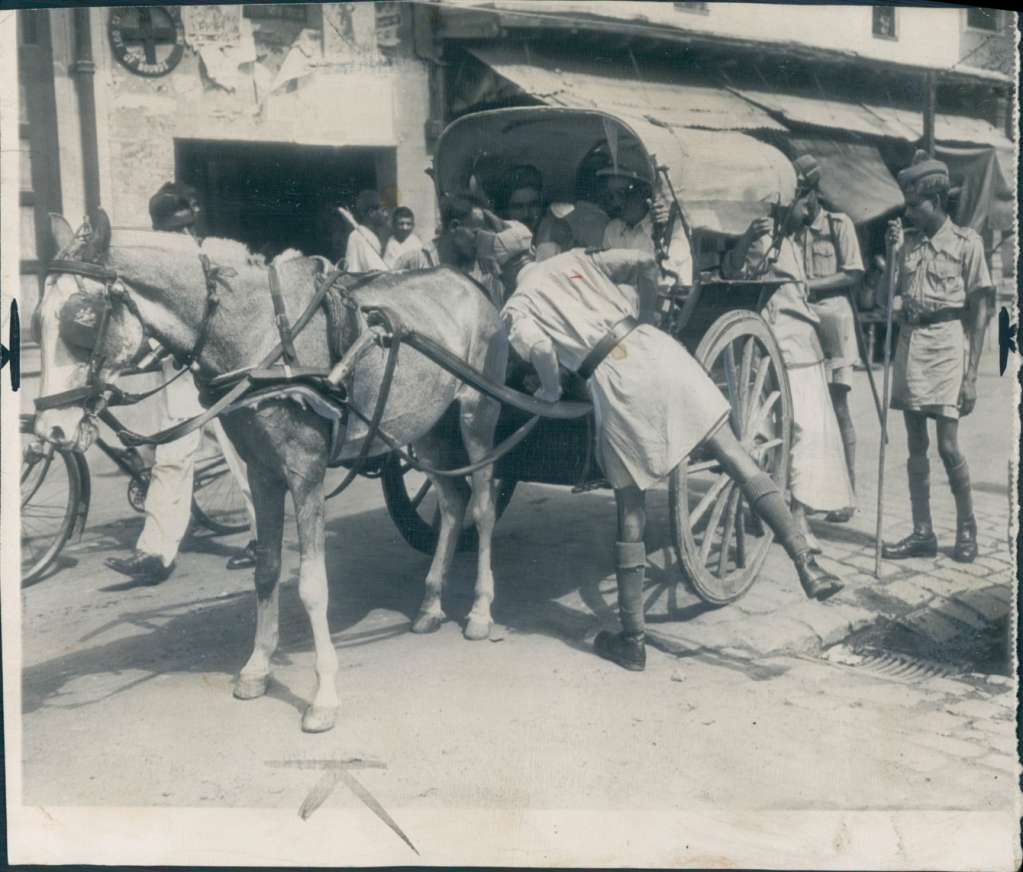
[786,360,855,512]
[135,358,255,564]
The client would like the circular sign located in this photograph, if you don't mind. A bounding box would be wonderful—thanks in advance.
[108,6,185,78]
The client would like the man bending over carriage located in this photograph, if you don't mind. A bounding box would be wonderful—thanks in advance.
[457,216,843,672]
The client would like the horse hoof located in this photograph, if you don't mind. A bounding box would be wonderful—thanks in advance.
[234,674,269,700]
[302,705,337,733]
[463,616,491,641]
[411,611,444,634]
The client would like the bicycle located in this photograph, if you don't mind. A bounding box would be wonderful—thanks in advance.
[20,407,250,586]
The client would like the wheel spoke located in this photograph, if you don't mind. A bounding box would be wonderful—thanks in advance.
[748,389,781,440]
[749,436,784,457]
[688,473,731,530]
[411,478,433,510]
[716,486,741,577]
[743,353,772,432]
[736,338,756,438]
[687,458,722,475]
[721,341,740,436]
[735,499,747,568]
[699,480,734,565]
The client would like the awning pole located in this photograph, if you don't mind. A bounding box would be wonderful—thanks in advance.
[923,70,936,157]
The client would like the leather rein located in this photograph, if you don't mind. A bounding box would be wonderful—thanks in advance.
[36,254,226,414]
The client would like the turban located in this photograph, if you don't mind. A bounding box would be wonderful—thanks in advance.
[792,154,821,192]
[897,149,950,196]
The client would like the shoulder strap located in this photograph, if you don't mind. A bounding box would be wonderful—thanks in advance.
[826,211,844,273]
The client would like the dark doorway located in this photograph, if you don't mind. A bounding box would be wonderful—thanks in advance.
[176,140,387,262]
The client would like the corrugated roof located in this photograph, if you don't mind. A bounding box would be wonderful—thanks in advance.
[732,89,921,140]
[467,45,786,132]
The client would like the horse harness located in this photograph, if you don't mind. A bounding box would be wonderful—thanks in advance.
[37,253,226,413]
[38,255,592,492]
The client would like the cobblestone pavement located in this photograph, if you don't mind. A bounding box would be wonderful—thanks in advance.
[543,357,1015,665]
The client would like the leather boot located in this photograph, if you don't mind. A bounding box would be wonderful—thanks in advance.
[227,539,258,570]
[946,459,978,563]
[105,551,175,583]
[793,551,843,601]
[883,458,936,559]
[594,541,646,671]
[594,631,646,671]
[953,516,978,563]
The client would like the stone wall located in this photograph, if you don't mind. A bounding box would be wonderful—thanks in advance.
[58,3,435,239]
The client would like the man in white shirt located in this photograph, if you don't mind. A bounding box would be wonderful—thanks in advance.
[600,167,693,289]
[105,183,258,582]
[383,207,434,270]
[341,190,390,272]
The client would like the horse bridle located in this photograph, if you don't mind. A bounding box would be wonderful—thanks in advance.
[35,253,227,413]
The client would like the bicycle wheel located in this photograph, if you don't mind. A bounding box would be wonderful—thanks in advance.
[190,426,251,536]
[20,419,84,586]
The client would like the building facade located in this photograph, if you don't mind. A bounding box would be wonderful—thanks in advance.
[14,2,1018,320]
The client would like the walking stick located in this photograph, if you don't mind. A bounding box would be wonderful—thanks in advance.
[846,289,886,443]
[874,220,901,578]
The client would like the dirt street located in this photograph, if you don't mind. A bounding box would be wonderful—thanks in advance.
[14,354,1019,863]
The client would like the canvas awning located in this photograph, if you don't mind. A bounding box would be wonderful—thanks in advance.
[786,135,904,223]
[935,143,1016,234]
[461,44,786,131]
[733,89,922,140]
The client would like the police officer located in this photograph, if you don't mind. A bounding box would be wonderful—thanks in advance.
[105,183,258,581]
[882,151,994,563]
[464,219,843,672]
[790,155,865,523]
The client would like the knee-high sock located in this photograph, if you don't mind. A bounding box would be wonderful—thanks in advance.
[615,541,646,637]
[943,458,974,524]
[741,473,809,560]
[907,456,932,530]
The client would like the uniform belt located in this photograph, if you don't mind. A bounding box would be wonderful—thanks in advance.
[578,316,639,380]
[902,306,965,327]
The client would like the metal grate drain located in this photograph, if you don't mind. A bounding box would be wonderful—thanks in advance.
[848,650,962,682]
[815,643,965,684]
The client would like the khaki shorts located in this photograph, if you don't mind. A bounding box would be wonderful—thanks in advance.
[813,295,858,389]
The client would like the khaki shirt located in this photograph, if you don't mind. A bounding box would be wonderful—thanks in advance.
[793,209,864,279]
[896,217,992,318]
[602,212,693,287]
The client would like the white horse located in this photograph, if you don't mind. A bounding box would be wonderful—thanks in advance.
[35,211,507,732]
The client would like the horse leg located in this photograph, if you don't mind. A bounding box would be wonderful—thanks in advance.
[286,455,339,734]
[235,464,286,700]
[460,395,501,641]
[410,432,468,635]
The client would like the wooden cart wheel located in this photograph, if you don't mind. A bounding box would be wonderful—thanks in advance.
[670,310,792,605]
[381,452,517,554]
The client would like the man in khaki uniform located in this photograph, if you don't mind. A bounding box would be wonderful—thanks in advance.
[790,155,865,523]
[882,151,994,563]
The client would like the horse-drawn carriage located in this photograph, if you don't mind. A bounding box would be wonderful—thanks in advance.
[379,107,795,606]
[25,105,798,731]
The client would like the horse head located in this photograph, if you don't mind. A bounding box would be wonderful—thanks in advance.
[34,210,149,450]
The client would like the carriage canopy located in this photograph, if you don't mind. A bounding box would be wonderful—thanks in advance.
[433,107,797,237]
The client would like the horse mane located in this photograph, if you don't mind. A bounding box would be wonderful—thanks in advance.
[106,228,324,275]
